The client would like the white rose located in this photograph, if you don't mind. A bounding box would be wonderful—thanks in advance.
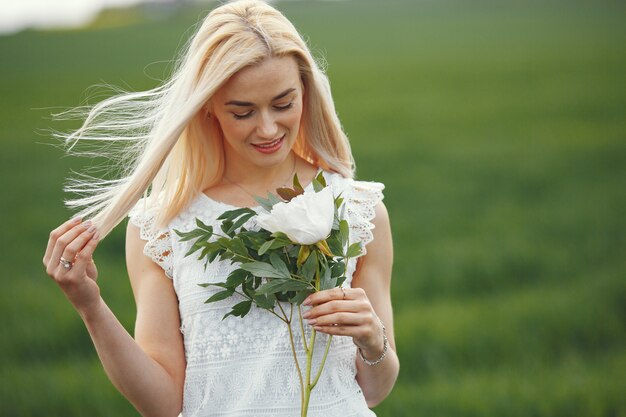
[257,187,335,245]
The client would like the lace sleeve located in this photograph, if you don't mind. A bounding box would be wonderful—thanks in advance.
[345,180,385,256]
[128,199,174,279]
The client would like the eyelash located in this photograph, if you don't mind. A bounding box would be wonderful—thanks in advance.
[232,102,294,120]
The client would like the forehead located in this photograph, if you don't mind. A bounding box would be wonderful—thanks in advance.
[216,56,301,101]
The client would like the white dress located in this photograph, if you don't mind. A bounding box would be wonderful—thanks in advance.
[129,171,384,417]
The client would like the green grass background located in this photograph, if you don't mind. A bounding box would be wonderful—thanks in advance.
[1,0,625,415]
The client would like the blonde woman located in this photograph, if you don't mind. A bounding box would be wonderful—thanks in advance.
[43,1,399,416]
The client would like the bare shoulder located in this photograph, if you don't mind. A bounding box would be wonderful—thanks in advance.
[364,201,393,265]
[372,201,391,232]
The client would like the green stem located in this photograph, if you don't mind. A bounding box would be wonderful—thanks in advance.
[302,327,316,417]
[311,335,333,389]
[283,304,304,408]
[298,305,309,353]
[301,266,323,417]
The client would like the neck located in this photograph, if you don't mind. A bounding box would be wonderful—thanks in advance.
[223,152,298,194]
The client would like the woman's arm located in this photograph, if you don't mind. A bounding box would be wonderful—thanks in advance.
[302,202,400,407]
[43,218,186,417]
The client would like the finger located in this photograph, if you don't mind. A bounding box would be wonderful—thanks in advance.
[61,225,97,262]
[43,217,82,265]
[303,287,353,306]
[302,299,365,320]
[307,311,368,328]
[313,324,358,337]
[48,221,92,272]
[71,232,100,276]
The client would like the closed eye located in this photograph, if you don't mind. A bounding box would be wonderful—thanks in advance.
[232,110,253,120]
[232,102,293,120]
[274,102,293,111]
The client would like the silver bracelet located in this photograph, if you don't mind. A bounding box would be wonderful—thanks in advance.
[358,318,388,366]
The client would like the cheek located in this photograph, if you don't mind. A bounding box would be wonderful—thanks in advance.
[285,102,304,129]
[218,116,253,143]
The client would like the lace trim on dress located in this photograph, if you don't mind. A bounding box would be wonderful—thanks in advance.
[344,179,385,257]
[128,198,174,279]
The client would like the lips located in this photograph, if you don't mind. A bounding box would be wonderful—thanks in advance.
[252,135,285,154]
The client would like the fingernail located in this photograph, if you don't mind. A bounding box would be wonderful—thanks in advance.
[92,232,100,241]
[72,216,82,223]
[82,220,92,228]
[302,298,311,306]
[302,311,311,319]
[307,319,317,326]
[87,225,97,233]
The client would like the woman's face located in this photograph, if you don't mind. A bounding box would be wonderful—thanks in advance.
[211,55,304,173]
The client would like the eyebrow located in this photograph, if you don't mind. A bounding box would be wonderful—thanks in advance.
[224,88,296,107]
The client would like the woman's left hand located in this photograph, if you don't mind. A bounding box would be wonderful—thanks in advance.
[302,287,385,358]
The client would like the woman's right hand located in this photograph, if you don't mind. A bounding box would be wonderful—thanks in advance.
[43,217,101,315]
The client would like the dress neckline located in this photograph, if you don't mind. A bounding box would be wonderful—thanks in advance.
[198,168,326,210]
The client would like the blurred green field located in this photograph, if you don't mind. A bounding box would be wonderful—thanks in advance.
[1,0,625,416]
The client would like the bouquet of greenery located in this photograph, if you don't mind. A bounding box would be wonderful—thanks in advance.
[175,172,361,417]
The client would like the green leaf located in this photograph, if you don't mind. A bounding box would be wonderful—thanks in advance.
[315,171,327,187]
[339,220,349,249]
[239,229,271,250]
[331,262,346,278]
[301,250,318,282]
[334,195,344,210]
[290,289,312,305]
[312,179,323,192]
[225,269,248,288]
[185,242,203,257]
[258,239,274,256]
[241,261,288,279]
[319,266,337,291]
[346,242,362,258]
[326,235,343,257]
[207,249,221,263]
[267,192,283,206]
[223,300,252,319]
[256,278,310,295]
[293,173,304,194]
[174,227,209,242]
[253,293,275,309]
[271,231,290,241]
[336,276,347,288]
[254,195,274,212]
[226,212,255,234]
[205,288,234,303]
[198,241,221,261]
[254,192,283,212]
[195,218,212,231]
[229,238,249,257]
[217,207,255,221]
[269,253,291,279]
[220,219,234,236]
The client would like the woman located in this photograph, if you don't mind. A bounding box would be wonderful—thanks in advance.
[43,1,399,416]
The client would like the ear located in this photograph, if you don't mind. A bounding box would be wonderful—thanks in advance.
[202,103,212,119]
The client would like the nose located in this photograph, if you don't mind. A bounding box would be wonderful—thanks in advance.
[256,110,279,139]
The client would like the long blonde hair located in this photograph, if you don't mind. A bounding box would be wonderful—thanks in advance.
[58,0,354,238]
